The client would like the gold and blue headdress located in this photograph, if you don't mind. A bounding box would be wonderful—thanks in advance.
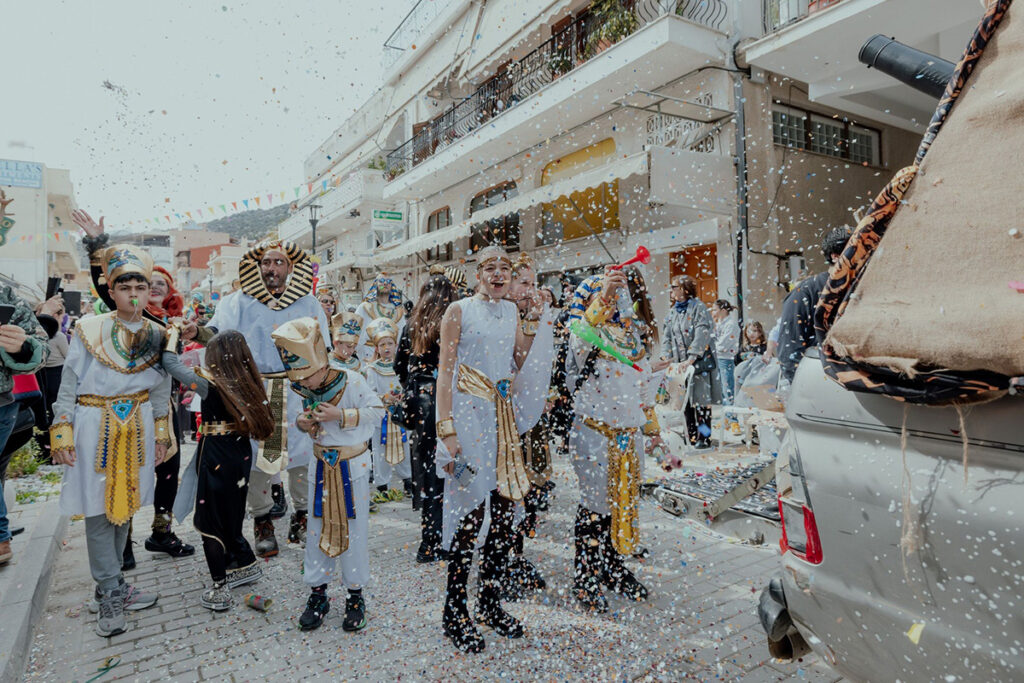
[271,317,329,382]
[365,317,398,346]
[364,275,403,307]
[566,275,604,324]
[102,244,154,284]
[331,310,363,344]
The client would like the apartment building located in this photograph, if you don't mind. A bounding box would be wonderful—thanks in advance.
[276,0,979,325]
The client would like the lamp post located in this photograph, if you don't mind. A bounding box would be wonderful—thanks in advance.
[207,272,213,303]
[308,203,322,255]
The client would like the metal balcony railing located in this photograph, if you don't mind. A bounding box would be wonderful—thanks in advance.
[762,0,843,35]
[385,0,728,178]
[382,0,456,71]
[645,112,725,153]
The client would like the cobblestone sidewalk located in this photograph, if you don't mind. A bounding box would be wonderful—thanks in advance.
[22,446,840,682]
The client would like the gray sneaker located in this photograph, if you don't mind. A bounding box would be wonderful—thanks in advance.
[88,581,159,613]
[200,582,233,612]
[95,586,128,637]
[226,562,263,590]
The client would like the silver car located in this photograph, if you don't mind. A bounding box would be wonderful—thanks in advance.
[759,355,1024,682]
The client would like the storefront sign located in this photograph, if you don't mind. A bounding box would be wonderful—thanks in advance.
[0,159,43,189]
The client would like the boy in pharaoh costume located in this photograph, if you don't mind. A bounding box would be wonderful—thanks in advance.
[50,245,170,637]
[271,318,384,632]
[354,275,405,363]
[362,317,412,501]
[330,309,364,373]
[184,239,330,555]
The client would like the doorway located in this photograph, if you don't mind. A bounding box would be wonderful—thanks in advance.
[669,244,718,307]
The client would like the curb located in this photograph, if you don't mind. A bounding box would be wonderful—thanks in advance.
[0,499,69,683]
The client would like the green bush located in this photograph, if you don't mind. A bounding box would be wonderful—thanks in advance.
[7,439,41,478]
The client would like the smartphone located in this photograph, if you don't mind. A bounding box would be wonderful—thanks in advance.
[45,277,62,300]
[0,304,15,325]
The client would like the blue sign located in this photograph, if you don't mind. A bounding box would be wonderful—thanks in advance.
[0,159,43,189]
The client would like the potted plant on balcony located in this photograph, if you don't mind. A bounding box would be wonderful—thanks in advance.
[584,0,639,58]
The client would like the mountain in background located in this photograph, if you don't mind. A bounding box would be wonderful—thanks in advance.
[201,204,291,241]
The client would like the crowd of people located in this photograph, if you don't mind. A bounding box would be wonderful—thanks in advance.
[0,209,847,651]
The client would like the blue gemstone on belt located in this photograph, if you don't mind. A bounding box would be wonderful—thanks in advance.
[616,434,632,451]
[322,449,339,468]
[112,400,134,422]
[495,379,511,401]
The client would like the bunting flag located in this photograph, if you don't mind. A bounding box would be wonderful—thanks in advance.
[294,187,301,198]
[232,201,238,210]
[220,204,226,213]
[242,199,249,209]
[254,196,261,206]
[267,193,273,204]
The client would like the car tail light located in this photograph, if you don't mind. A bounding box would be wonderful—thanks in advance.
[778,496,823,565]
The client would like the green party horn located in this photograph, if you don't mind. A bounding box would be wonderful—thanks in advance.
[569,320,642,372]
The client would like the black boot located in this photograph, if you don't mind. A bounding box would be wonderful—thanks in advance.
[442,545,485,653]
[342,590,367,632]
[299,586,330,631]
[288,510,307,544]
[121,521,136,571]
[573,506,607,613]
[145,513,196,558]
[270,483,287,519]
[475,527,523,639]
[598,515,648,601]
[502,555,546,601]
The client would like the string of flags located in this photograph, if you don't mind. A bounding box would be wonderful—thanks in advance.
[125,177,342,227]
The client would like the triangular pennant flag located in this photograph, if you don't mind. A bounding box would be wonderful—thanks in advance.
[242,199,249,209]
[208,206,214,214]
[333,176,341,187]
[307,183,313,194]
[165,216,171,222]
[220,204,227,213]
[186,211,192,219]
[321,180,327,191]
[254,196,261,206]
[294,187,301,198]
[232,202,238,211]
[279,191,285,200]
[175,213,182,219]
[267,193,273,204]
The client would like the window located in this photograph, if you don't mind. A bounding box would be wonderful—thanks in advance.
[469,182,520,252]
[772,104,881,166]
[425,207,452,262]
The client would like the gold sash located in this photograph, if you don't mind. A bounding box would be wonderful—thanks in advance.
[383,412,405,465]
[256,373,289,474]
[314,443,367,557]
[77,390,150,525]
[456,363,529,501]
[583,416,641,555]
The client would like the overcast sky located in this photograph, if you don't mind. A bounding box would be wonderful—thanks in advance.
[3,0,413,230]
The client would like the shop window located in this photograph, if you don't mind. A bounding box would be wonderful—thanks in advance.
[469,182,520,252]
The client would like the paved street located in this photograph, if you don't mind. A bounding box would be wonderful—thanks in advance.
[22,446,839,682]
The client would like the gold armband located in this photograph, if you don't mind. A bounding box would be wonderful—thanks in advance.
[164,323,181,352]
[585,295,616,328]
[154,416,172,446]
[340,409,360,429]
[49,422,74,451]
[521,318,539,337]
[642,406,660,436]
[436,418,456,440]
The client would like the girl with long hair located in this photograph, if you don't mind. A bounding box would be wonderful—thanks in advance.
[164,329,274,612]
[395,271,458,562]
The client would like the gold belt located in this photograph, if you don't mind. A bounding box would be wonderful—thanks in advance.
[313,443,367,558]
[202,421,241,436]
[583,416,641,555]
[456,363,529,501]
[77,390,151,525]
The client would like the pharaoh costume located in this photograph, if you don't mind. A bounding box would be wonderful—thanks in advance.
[566,276,663,610]
[354,276,405,363]
[83,233,193,559]
[330,310,363,373]
[200,240,330,551]
[435,284,555,649]
[50,246,171,595]
[272,318,383,631]
[165,346,260,594]
[362,318,411,489]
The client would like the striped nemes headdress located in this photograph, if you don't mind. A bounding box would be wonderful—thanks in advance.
[238,239,313,311]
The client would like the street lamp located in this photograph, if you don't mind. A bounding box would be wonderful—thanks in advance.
[207,272,213,303]
[308,203,322,254]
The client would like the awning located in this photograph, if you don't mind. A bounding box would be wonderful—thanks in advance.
[374,151,649,265]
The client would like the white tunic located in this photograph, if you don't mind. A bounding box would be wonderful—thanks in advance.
[56,328,170,519]
[568,325,663,514]
[207,290,330,470]
[436,297,556,548]
[354,300,406,362]
[303,367,383,588]
[363,362,412,485]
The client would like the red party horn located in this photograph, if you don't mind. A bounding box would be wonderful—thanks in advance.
[609,245,651,271]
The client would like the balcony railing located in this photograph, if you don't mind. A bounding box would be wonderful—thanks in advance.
[385,0,728,178]
[645,112,726,153]
[382,0,456,71]
[762,0,843,35]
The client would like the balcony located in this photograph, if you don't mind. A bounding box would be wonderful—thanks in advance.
[384,0,729,199]
[382,0,458,72]
[277,168,389,247]
[745,0,982,131]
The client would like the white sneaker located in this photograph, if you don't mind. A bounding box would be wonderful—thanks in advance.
[95,586,128,637]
